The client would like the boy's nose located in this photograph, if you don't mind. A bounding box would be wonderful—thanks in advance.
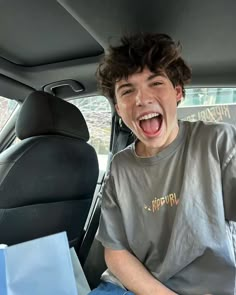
[135,90,154,106]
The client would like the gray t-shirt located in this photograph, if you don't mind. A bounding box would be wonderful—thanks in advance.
[96,120,236,295]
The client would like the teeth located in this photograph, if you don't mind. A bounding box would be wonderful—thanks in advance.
[139,113,160,121]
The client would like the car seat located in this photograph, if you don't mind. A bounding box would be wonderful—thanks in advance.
[0,91,99,248]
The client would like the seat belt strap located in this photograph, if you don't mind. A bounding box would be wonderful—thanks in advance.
[79,120,132,265]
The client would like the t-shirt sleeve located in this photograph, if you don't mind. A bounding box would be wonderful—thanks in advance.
[222,148,236,221]
[96,169,130,250]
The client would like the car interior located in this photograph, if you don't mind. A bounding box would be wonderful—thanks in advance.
[0,0,236,290]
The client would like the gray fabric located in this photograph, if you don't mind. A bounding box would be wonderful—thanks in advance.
[96,120,236,295]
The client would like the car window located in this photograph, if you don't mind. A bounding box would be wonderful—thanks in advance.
[70,96,112,171]
[182,88,236,106]
[0,96,18,132]
[178,88,236,124]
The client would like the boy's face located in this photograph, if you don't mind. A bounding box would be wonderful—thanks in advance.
[115,68,183,156]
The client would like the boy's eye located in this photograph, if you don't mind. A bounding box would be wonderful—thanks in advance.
[151,81,162,86]
[122,89,133,96]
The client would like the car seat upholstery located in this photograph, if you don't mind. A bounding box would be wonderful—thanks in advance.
[0,91,99,247]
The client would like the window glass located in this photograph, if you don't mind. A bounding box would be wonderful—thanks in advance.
[0,96,18,131]
[182,88,236,107]
[70,96,112,171]
[178,88,236,124]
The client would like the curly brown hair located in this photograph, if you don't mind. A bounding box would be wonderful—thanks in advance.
[96,33,191,103]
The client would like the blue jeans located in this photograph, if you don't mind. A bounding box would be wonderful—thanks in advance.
[88,281,135,295]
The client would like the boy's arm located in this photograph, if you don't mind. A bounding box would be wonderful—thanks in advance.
[105,247,177,295]
[222,153,236,221]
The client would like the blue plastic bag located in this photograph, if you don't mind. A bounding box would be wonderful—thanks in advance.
[0,232,78,295]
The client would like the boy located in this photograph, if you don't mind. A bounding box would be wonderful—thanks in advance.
[89,33,236,295]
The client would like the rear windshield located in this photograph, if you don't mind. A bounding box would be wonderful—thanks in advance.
[178,88,236,124]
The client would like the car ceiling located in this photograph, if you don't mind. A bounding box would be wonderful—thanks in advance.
[0,0,236,102]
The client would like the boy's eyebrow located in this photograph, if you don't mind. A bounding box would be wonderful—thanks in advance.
[147,73,165,81]
[116,72,165,93]
[116,83,133,93]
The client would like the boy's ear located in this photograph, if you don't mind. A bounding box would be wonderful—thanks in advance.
[175,85,183,103]
[115,104,121,116]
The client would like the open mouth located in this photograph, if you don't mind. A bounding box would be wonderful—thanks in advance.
[138,113,163,136]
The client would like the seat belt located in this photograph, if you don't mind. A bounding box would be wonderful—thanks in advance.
[113,118,134,154]
[78,118,133,266]
[79,192,103,266]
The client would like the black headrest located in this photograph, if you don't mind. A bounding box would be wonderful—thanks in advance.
[16,91,89,141]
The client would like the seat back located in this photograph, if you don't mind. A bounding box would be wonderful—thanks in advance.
[0,91,99,247]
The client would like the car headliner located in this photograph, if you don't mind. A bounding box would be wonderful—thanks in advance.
[0,0,236,101]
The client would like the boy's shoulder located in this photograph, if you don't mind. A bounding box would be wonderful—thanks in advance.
[183,120,236,139]
[108,144,137,175]
[111,144,134,164]
[182,120,236,156]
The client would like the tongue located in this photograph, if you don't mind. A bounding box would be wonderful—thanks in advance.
[140,117,161,134]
